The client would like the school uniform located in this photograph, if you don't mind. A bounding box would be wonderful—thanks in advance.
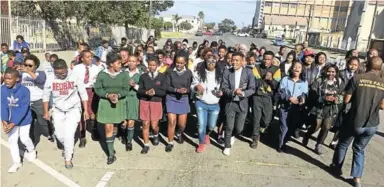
[94,70,129,124]
[165,68,193,115]
[138,71,166,121]
[1,83,36,171]
[125,68,142,120]
[20,70,49,146]
[42,71,88,162]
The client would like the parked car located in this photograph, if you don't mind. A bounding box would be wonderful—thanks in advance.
[236,32,249,37]
[203,31,212,36]
[272,36,286,46]
[213,31,223,36]
[195,31,203,36]
[251,32,268,38]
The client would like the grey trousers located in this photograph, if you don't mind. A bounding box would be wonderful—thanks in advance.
[224,102,248,148]
[30,99,50,146]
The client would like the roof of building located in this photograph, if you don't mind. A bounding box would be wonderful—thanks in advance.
[264,15,307,26]
[369,0,384,6]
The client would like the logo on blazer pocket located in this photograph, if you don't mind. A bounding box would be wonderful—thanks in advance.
[156,81,161,85]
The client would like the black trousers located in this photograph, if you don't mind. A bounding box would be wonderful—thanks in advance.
[252,95,273,136]
[224,102,247,148]
[30,99,51,146]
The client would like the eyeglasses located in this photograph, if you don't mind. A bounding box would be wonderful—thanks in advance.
[24,64,34,68]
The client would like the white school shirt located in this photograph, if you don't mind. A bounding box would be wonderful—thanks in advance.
[43,70,88,112]
[191,69,221,104]
[72,63,100,88]
[20,71,45,102]
[234,67,243,89]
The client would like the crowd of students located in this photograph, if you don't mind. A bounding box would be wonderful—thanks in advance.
[1,36,383,187]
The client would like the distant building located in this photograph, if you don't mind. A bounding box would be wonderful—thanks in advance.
[252,0,265,29]
[343,0,384,52]
[160,14,201,32]
[254,0,352,41]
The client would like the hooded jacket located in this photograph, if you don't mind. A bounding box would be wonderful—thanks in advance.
[1,83,32,126]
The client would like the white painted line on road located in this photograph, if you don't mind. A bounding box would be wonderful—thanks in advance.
[95,172,114,187]
[1,139,81,187]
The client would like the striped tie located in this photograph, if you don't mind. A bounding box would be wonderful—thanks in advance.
[84,66,89,84]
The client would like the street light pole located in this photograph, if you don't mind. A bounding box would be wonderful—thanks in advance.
[147,0,152,38]
[367,0,378,51]
[8,0,12,48]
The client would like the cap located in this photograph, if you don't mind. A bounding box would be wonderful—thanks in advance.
[303,50,315,57]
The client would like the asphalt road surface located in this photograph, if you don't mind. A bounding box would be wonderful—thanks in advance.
[1,35,384,187]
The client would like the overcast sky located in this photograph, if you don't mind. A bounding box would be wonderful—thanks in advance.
[159,1,257,27]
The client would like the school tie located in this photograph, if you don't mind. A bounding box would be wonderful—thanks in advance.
[84,66,89,84]
[151,72,154,79]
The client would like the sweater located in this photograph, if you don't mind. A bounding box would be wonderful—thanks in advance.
[191,69,221,104]
[20,71,46,101]
[137,72,167,102]
[94,70,130,99]
[278,76,308,108]
[166,68,193,98]
[1,83,32,126]
[43,70,88,112]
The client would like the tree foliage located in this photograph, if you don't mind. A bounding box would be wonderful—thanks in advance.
[218,19,235,33]
[205,22,215,30]
[164,21,173,31]
[10,1,173,47]
[179,21,193,31]
[198,11,204,28]
[172,14,182,32]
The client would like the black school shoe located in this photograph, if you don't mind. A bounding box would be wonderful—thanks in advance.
[107,155,117,165]
[125,143,133,151]
[165,144,174,152]
[141,146,150,154]
[79,138,86,148]
[152,135,160,146]
[175,134,184,144]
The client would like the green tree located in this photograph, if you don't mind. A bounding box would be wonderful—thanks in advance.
[218,19,235,33]
[205,22,215,30]
[172,14,182,32]
[164,21,173,31]
[198,11,204,28]
[179,21,193,30]
[10,1,174,48]
[232,26,237,31]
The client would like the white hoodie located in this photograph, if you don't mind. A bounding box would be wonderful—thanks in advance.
[191,69,221,105]
[43,70,88,112]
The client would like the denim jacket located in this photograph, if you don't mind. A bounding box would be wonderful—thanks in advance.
[278,76,308,108]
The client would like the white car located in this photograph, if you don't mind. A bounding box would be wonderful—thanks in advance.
[236,32,249,37]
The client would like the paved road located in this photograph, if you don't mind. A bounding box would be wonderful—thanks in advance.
[2,35,384,187]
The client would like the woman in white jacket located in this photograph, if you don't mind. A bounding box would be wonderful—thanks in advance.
[191,55,223,153]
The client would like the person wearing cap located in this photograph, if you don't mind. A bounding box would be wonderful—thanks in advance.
[96,40,112,63]
[42,59,89,169]
[301,50,319,86]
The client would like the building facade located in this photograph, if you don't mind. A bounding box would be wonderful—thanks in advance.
[255,0,352,41]
[252,0,265,29]
[160,14,201,33]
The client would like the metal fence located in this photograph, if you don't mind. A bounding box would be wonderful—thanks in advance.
[1,16,154,52]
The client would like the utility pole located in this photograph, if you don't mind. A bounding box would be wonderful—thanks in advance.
[367,0,378,51]
[147,0,153,38]
[305,4,313,41]
[8,0,12,48]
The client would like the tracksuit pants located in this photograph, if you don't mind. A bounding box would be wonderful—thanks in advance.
[30,99,50,146]
[8,125,35,164]
[252,95,273,137]
[52,107,81,161]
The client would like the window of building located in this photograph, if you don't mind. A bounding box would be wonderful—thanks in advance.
[265,2,272,6]
[290,3,298,8]
[282,3,289,8]
[338,6,348,12]
[273,3,280,7]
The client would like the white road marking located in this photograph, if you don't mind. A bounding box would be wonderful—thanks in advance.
[0,139,81,187]
[95,172,114,187]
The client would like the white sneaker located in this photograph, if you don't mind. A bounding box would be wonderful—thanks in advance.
[8,163,22,173]
[230,137,235,146]
[25,150,37,162]
[223,148,231,156]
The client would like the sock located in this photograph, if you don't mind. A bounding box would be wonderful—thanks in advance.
[144,143,149,147]
[106,137,115,158]
[176,128,185,136]
[153,133,159,137]
[126,127,134,143]
[168,141,174,145]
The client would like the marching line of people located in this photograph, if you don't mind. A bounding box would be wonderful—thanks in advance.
[1,36,384,187]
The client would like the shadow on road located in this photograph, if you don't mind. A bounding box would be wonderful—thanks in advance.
[376,131,384,138]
